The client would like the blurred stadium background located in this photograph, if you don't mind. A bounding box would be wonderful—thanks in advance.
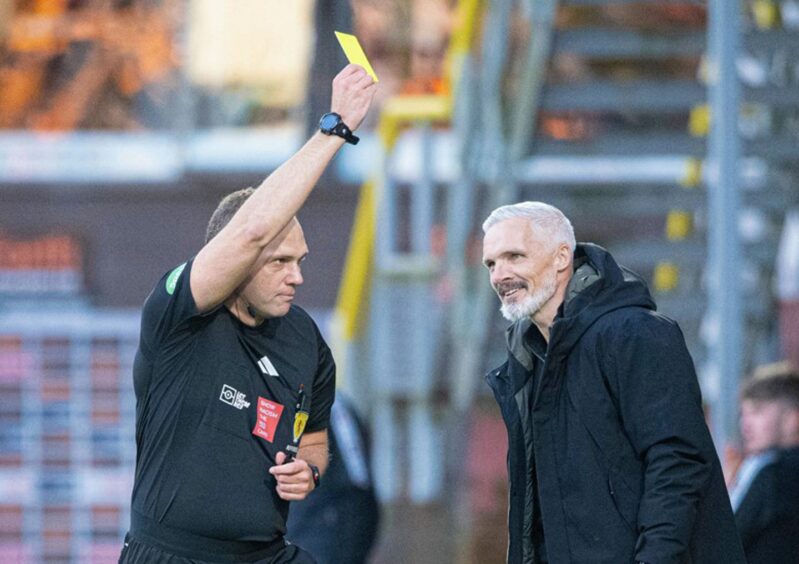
[1,0,798,562]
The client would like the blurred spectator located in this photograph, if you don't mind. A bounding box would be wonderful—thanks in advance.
[729,362,799,563]
[287,395,380,564]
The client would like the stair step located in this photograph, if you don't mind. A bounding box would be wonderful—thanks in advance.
[514,155,690,185]
[542,80,704,111]
[611,240,777,270]
[517,187,788,219]
[657,293,770,321]
[746,136,799,160]
[533,133,704,156]
[531,133,799,163]
[552,29,799,59]
[540,84,799,113]
[561,0,696,6]
[746,86,799,108]
[554,28,704,58]
[745,30,799,51]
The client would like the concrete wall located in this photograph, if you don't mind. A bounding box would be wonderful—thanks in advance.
[0,178,358,310]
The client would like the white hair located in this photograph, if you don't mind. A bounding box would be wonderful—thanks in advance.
[482,201,576,252]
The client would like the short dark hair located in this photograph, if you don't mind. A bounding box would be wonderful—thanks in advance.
[741,362,799,410]
[205,187,255,243]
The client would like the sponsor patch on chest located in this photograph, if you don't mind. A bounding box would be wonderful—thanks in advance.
[219,384,250,410]
[252,397,284,443]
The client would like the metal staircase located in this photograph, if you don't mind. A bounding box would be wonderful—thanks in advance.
[444,0,797,456]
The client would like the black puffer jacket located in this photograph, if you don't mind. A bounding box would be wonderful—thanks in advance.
[735,446,799,563]
[486,244,745,564]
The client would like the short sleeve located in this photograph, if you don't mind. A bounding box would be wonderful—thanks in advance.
[306,327,336,433]
[138,259,202,357]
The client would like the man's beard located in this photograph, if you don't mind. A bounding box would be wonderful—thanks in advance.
[498,268,558,323]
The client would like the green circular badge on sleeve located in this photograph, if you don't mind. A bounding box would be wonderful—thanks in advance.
[165,263,186,295]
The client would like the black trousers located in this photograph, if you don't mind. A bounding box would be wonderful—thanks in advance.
[119,534,317,564]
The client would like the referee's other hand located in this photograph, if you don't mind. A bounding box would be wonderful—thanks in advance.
[269,452,316,501]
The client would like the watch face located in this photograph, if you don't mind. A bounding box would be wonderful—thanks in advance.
[320,113,341,132]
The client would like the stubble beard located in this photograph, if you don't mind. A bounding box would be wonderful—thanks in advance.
[499,268,558,323]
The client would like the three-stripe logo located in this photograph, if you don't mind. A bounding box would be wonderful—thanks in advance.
[257,355,279,376]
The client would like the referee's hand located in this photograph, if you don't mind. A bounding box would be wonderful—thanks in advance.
[269,452,316,501]
[330,63,377,133]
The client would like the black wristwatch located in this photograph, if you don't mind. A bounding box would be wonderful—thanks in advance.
[308,464,321,489]
[319,112,359,145]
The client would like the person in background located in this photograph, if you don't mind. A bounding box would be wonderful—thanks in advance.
[730,362,799,563]
[119,65,376,564]
[287,394,380,564]
[481,201,745,564]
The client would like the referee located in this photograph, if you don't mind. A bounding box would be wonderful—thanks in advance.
[118,65,376,564]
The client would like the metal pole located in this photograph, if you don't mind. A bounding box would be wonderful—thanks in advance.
[371,142,398,501]
[707,0,743,456]
[452,0,558,411]
[412,124,434,255]
[408,123,443,502]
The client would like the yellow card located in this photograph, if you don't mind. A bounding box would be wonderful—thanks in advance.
[334,31,379,82]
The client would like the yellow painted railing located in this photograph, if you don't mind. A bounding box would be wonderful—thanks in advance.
[330,0,484,381]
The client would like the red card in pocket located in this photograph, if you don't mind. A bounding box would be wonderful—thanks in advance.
[252,397,284,443]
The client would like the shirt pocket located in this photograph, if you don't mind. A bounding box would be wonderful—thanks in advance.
[201,362,255,442]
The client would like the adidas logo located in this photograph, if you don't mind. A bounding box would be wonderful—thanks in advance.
[257,355,279,377]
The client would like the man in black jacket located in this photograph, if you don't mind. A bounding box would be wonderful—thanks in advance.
[481,201,745,564]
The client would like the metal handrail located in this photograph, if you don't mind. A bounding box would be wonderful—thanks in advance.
[330,0,485,388]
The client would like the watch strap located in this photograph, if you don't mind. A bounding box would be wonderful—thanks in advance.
[331,121,359,145]
[309,464,321,488]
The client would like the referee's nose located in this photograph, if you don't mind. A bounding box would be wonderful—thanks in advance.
[286,262,304,286]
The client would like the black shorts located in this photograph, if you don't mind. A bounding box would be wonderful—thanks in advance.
[118,534,317,564]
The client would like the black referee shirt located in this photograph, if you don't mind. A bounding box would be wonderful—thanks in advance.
[129,258,335,546]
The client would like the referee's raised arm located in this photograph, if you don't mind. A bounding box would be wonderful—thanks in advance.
[191,64,376,313]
